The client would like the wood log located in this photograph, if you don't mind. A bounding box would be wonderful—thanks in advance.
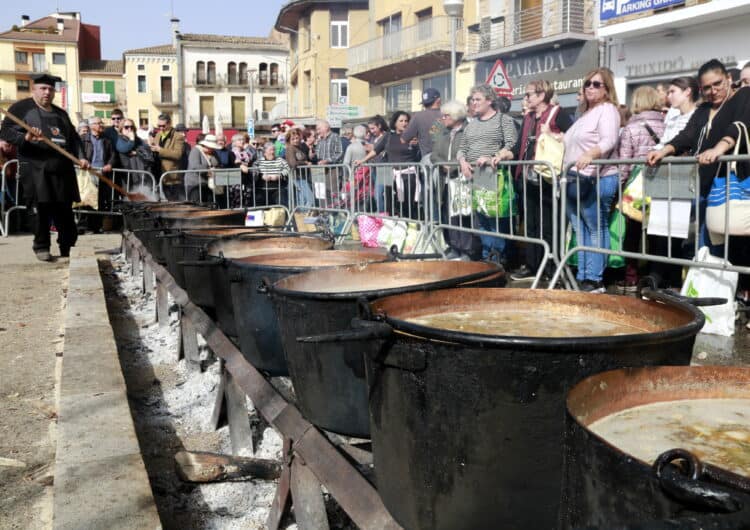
[174,450,281,483]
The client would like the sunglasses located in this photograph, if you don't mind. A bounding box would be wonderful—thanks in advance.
[701,79,726,93]
[111,116,123,120]
[123,125,134,129]
[583,80,605,89]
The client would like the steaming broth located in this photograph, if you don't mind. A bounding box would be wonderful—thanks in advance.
[405,309,648,337]
[588,399,750,478]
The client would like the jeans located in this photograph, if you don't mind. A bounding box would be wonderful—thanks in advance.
[294,178,314,208]
[566,173,618,282]
[475,212,510,260]
[375,183,385,213]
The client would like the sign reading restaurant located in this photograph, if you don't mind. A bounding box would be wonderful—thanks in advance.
[600,0,685,21]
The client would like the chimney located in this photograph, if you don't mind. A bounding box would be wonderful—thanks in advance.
[21,15,29,27]
[171,18,180,48]
[56,18,64,33]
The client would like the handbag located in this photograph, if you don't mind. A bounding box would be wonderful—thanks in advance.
[566,208,626,269]
[448,177,472,217]
[472,166,515,218]
[533,106,564,182]
[706,121,750,242]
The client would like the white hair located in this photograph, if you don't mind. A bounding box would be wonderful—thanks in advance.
[353,124,366,140]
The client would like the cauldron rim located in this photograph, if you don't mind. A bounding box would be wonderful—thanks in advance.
[370,287,704,351]
[270,260,502,301]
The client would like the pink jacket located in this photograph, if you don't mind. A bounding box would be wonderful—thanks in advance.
[563,102,620,177]
[617,110,666,182]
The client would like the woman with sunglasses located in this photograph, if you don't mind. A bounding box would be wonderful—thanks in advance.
[647,59,750,251]
[115,118,154,174]
[562,68,621,293]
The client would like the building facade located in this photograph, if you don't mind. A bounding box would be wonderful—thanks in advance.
[0,12,101,122]
[275,0,370,126]
[464,0,598,113]
[599,0,750,103]
[122,44,178,129]
[348,0,467,116]
[177,32,288,129]
[79,59,125,121]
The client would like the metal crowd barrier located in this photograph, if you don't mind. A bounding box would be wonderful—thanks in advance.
[427,160,563,288]
[552,155,750,290]
[289,163,353,242]
[72,168,159,220]
[1,159,22,237]
[351,162,437,253]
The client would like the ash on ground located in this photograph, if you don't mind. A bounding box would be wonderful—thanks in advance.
[103,254,289,530]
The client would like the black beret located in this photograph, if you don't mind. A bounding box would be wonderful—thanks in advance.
[31,73,62,86]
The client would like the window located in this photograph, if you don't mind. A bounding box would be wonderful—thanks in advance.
[330,8,348,48]
[52,52,65,65]
[138,110,149,128]
[416,8,433,40]
[162,64,170,72]
[379,14,402,57]
[330,69,348,105]
[16,79,30,92]
[32,53,45,72]
[93,80,116,102]
[137,75,147,93]
[270,63,279,86]
[385,82,411,113]
[207,61,216,85]
[196,61,206,84]
[239,63,248,85]
[137,64,145,71]
[160,77,172,103]
[94,110,112,119]
[304,70,312,112]
[302,17,311,51]
[227,62,237,85]
[15,51,27,64]
[259,63,268,86]
[422,74,449,102]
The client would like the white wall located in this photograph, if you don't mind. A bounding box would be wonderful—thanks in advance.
[607,13,750,101]
[182,45,289,127]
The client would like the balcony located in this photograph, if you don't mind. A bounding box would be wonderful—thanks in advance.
[152,94,179,108]
[348,16,464,84]
[465,0,595,60]
[190,73,287,90]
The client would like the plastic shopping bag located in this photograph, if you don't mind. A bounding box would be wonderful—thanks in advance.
[680,246,738,336]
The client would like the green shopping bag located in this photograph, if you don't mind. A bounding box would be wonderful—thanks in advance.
[472,166,515,218]
[566,208,626,269]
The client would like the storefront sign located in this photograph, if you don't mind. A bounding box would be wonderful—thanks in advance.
[600,0,685,21]
[626,54,737,78]
[82,92,111,103]
[476,41,599,99]
[326,105,363,128]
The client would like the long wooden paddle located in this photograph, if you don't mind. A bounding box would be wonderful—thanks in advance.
[0,105,149,201]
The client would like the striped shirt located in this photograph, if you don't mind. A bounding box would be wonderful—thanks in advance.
[316,132,343,164]
[456,111,517,163]
[253,157,289,189]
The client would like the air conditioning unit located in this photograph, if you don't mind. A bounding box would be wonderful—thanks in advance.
[261,111,270,120]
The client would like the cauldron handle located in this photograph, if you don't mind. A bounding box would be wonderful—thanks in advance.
[296,319,393,344]
[388,244,442,261]
[654,448,746,514]
[257,276,272,295]
[639,282,727,307]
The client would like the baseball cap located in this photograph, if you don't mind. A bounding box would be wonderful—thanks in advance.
[421,88,440,106]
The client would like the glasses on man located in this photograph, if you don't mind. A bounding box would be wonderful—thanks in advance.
[156,124,167,129]
[583,80,604,89]
[111,116,122,121]
[702,79,726,93]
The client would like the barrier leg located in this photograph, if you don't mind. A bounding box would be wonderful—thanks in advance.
[180,312,201,372]
[156,279,169,328]
[143,260,154,295]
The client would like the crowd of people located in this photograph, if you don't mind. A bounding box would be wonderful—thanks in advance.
[4,59,750,301]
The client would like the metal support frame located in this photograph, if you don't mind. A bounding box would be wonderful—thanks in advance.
[123,232,400,530]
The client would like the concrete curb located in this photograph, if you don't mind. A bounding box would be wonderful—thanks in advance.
[53,246,161,529]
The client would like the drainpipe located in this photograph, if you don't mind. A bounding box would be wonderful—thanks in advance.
[175,34,184,124]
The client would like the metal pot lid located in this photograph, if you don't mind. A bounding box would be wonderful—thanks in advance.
[208,235,333,259]
[229,249,388,270]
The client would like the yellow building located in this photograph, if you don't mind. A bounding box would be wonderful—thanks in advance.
[0,12,102,122]
[274,0,370,126]
[79,59,125,121]
[347,0,468,116]
[122,44,178,129]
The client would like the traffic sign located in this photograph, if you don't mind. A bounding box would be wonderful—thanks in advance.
[486,60,513,98]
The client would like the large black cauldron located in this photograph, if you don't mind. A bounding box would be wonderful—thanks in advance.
[228,250,388,376]
[269,260,503,437]
[562,365,750,529]
[354,288,704,530]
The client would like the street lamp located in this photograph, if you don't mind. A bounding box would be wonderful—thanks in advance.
[444,0,464,101]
